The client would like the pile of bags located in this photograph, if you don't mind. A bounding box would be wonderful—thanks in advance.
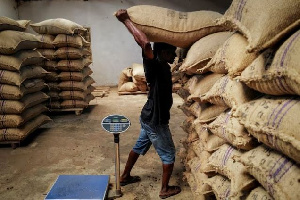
[118,63,148,93]
[123,2,300,199]
[30,18,95,109]
[0,17,51,143]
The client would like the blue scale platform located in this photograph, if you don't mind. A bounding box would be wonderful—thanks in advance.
[45,175,110,200]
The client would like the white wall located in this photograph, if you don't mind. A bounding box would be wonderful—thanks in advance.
[17,0,231,86]
[0,0,18,19]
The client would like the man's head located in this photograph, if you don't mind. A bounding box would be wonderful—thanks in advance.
[153,42,176,64]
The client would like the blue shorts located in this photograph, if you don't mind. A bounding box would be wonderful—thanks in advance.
[132,118,175,164]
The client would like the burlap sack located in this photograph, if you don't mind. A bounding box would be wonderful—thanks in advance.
[181,116,195,134]
[234,96,300,163]
[201,75,259,110]
[207,110,258,150]
[0,31,41,54]
[0,104,48,128]
[36,34,55,49]
[57,58,92,72]
[40,60,57,72]
[205,175,233,200]
[47,91,60,101]
[58,76,95,91]
[239,145,300,200]
[184,75,203,95]
[30,18,87,35]
[60,94,94,109]
[59,85,95,100]
[47,82,60,91]
[118,67,133,90]
[134,80,148,92]
[0,66,48,86]
[126,5,228,48]
[208,144,257,198]
[16,20,31,29]
[46,101,61,109]
[0,114,51,141]
[55,47,91,59]
[246,187,273,200]
[183,172,208,199]
[237,30,300,96]
[58,67,92,81]
[197,104,229,123]
[0,92,48,114]
[187,153,214,175]
[118,82,138,92]
[37,49,57,60]
[0,79,45,100]
[132,63,146,82]
[187,130,199,143]
[0,17,26,32]
[217,0,300,52]
[203,33,258,77]
[0,50,44,71]
[53,34,84,48]
[44,71,58,82]
[179,32,232,75]
[187,73,224,102]
[172,83,181,92]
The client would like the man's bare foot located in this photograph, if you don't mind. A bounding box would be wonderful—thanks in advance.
[159,186,181,199]
[120,175,141,186]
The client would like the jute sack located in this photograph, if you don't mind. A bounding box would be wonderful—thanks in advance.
[59,85,95,100]
[188,101,208,118]
[179,32,232,75]
[46,101,61,109]
[118,67,133,90]
[201,75,259,110]
[55,47,91,59]
[37,49,57,60]
[133,79,148,92]
[132,63,145,82]
[0,79,45,100]
[0,17,27,32]
[47,82,60,91]
[36,34,55,49]
[246,187,273,200]
[234,96,300,163]
[53,34,85,48]
[238,145,300,200]
[181,116,195,134]
[44,71,58,82]
[176,87,191,101]
[0,31,41,54]
[197,103,229,123]
[60,94,94,109]
[178,101,194,117]
[187,73,224,102]
[126,5,227,48]
[0,92,48,114]
[237,30,300,96]
[40,60,57,71]
[0,114,51,141]
[0,65,48,86]
[205,175,233,200]
[184,75,203,95]
[58,76,95,91]
[30,18,87,35]
[16,20,31,29]
[187,130,199,143]
[216,0,300,52]
[187,153,214,175]
[0,104,48,128]
[57,58,92,72]
[177,147,187,164]
[183,172,208,199]
[0,50,44,71]
[47,91,60,100]
[203,33,258,77]
[118,82,138,92]
[208,144,257,198]
[58,66,92,81]
[172,83,181,93]
[207,110,258,150]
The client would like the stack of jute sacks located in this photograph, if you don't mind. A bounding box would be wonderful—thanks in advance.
[30,18,95,110]
[118,63,148,94]
[0,17,51,144]
[123,2,300,199]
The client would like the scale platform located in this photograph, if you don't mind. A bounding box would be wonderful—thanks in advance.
[45,175,110,200]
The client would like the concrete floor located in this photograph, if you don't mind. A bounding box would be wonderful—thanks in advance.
[0,87,193,200]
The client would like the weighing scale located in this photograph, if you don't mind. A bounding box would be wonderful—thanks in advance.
[45,114,131,200]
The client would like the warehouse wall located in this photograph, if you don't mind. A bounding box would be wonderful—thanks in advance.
[0,0,18,19]
[17,0,231,86]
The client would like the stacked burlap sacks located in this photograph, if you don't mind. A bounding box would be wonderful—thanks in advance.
[0,17,51,143]
[118,63,148,94]
[30,18,95,110]
[179,0,300,199]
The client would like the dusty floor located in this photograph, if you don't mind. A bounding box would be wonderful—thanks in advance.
[0,87,193,200]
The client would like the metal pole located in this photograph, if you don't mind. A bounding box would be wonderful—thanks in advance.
[114,133,122,196]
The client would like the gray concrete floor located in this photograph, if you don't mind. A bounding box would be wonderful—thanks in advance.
[0,87,193,200]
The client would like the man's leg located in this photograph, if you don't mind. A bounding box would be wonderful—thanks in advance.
[120,150,140,182]
[159,163,181,199]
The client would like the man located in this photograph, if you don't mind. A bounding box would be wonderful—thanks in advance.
[115,9,182,199]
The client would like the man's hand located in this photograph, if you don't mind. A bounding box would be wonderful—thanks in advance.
[115,9,130,23]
